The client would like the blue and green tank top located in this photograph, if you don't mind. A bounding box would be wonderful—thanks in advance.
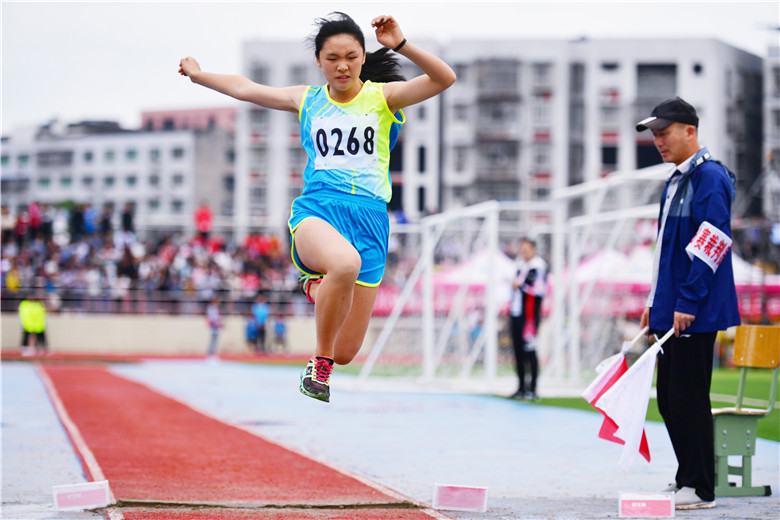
[298,80,405,202]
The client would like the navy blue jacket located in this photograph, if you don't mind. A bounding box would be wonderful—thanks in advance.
[649,147,741,333]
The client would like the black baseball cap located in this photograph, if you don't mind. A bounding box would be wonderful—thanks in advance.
[636,97,699,131]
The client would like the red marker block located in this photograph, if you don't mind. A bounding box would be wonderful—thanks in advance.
[432,483,488,512]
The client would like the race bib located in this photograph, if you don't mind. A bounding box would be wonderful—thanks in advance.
[685,221,732,272]
[311,113,379,170]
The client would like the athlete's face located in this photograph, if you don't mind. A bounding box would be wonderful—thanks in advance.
[316,34,366,99]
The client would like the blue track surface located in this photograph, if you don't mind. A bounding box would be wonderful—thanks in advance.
[3,360,779,519]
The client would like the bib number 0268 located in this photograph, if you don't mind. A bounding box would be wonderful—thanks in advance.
[316,126,375,157]
[311,113,379,170]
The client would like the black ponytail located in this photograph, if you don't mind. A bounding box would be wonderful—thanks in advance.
[361,47,405,83]
[310,12,405,84]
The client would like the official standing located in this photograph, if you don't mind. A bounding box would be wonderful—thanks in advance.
[636,97,740,510]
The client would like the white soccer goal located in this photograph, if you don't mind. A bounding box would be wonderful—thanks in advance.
[356,163,670,393]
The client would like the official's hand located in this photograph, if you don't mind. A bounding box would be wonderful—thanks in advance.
[673,311,695,337]
[639,307,650,332]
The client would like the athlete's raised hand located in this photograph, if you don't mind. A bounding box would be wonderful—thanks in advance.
[179,57,201,78]
[371,15,404,50]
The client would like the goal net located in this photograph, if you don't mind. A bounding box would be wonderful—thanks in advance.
[354,163,669,392]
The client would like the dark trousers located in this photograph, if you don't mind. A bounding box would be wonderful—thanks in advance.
[655,331,717,502]
[510,315,538,394]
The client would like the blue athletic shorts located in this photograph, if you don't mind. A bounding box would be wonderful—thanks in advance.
[288,188,389,287]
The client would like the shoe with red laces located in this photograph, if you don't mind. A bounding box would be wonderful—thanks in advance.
[300,356,333,402]
[298,273,323,304]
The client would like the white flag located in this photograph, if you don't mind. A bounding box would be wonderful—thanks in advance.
[594,342,663,472]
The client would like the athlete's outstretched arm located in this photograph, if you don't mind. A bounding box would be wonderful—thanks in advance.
[179,57,305,113]
[371,15,456,112]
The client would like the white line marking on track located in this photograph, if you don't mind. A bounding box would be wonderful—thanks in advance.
[35,364,118,507]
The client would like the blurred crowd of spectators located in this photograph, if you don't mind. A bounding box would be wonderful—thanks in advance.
[1,202,302,316]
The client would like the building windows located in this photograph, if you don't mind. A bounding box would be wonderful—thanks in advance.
[172,174,185,187]
[601,146,618,174]
[389,142,403,173]
[82,176,94,187]
[18,154,30,166]
[453,63,468,81]
[223,175,235,193]
[171,200,184,213]
[104,176,116,188]
[533,102,551,128]
[601,105,619,126]
[454,146,468,173]
[149,174,160,187]
[172,147,185,159]
[418,146,427,173]
[38,178,51,189]
[250,63,268,84]
[105,149,115,162]
[148,199,160,212]
[37,150,73,167]
[532,62,552,86]
[250,108,269,129]
[150,148,161,162]
[637,64,677,100]
[126,175,138,187]
[1,155,8,166]
[60,177,73,188]
[533,186,551,200]
[289,64,307,85]
[125,148,138,161]
[772,109,780,135]
[454,104,469,121]
[772,66,780,97]
[533,144,551,169]
[636,144,661,169]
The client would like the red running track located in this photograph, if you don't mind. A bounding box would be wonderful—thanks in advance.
[40,364,448,519]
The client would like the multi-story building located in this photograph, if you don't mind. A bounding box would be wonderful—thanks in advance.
[1,115,234,239]
[442,38,763,220]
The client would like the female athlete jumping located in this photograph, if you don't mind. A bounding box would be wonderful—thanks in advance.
[180,12,455,402]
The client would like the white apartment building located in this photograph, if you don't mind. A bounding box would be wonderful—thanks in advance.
[442,38,763,220]
[1,121,234,237]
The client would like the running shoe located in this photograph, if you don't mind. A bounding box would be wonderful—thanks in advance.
[298,273,323,304]
[674,487,715,510]
[300,356,333,402]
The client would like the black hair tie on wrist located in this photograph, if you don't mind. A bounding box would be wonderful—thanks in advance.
[393,38,407,52]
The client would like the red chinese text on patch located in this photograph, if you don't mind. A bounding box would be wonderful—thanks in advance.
[685,221,732,272]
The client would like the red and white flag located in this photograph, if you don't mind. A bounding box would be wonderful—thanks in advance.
[582,328,673,472]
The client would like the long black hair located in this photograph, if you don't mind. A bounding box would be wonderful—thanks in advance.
[309,12,405,83]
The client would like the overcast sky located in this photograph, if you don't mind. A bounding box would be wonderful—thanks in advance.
[2,0,778,134]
